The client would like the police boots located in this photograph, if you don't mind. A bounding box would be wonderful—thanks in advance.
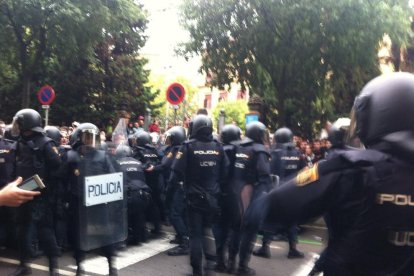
[167,236,189,256]
[252,245,271,259]
[9,265,32,276]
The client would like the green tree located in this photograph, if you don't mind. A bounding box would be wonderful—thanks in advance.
[212,100,248,131]
[180,0,412,138]
[0,0,159,125]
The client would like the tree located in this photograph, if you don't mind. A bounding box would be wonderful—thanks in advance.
[0,0,159,125]
[180,0,412,137]
[212,100,248,131]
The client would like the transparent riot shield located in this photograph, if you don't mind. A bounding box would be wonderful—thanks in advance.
[78,172,127,251]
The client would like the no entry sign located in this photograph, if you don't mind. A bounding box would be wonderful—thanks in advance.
[37,85,56,105]
[166,83,186,105]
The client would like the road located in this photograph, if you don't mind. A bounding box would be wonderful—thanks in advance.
[0,225,326,276]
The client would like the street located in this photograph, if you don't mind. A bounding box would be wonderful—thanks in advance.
[0,225,326,276]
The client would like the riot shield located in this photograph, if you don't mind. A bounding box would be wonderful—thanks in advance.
[78,172,127,251]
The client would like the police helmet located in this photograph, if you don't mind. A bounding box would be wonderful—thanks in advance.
[11,109,44,136]
[115,144,132,158]
[135,131,151,147]
[351,72,414,147]
[245,121,268,144]
[70,123,100,149]
[220,124,241,144]
[165,126,186,146]
[191,114,213,137]
[274,127,293,144]
[328,126,346,149]
[44,126,62,145]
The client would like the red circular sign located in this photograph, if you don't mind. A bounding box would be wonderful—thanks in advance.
[37,85,56,105]
[166,83,186,105]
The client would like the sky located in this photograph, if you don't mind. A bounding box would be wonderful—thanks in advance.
[139,0,204,85]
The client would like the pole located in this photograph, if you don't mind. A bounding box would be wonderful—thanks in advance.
[173,105,179,126]
[43,105,50,126]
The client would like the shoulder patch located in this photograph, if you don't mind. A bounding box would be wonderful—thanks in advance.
[296,164,319,187]
[52,146,59,155]
[167,152,173,158]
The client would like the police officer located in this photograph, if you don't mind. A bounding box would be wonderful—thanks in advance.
[115,144,151,245]
[226,121,272,276]
[248,72,414,275]
[60,123,118,276]
[44,126,69,251]
[0,121,17,249]
[214,124,241,272]
[158,126,189,256]
[254,127,305,259]
[133,131,164,235]
[10,109,61,276]
[170,114,227,276]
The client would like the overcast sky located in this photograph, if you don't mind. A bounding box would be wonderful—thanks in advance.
[140,0,203,85]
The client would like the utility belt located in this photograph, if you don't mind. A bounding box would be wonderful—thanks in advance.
[128,188,151,200]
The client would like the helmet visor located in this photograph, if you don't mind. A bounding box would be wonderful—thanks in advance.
[80,129,99,148]
[346,108,364,148]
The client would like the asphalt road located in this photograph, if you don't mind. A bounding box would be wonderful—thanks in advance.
[0,225,327,276]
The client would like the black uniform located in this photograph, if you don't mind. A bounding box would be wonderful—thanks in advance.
[133,144,164,234]
[15,133,61,272]
[116,156,151,244]
[170,137,227,275]
[0,138,16,248]
[227,138,272,273]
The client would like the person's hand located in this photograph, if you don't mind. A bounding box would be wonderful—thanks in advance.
[0,177,41,207]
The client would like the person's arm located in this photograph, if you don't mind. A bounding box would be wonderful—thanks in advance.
[0,177,40,207]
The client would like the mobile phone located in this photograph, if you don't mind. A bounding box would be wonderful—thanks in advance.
[19,174,46,191]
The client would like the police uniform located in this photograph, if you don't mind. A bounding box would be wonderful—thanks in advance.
[133,143,164,234]
[227,137,272,275]
[116,156,151,244]
[170,115,227,276]
[15,132,61,275]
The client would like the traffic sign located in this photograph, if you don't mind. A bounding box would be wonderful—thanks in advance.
[37,85,56,105]
[166,83,186,105]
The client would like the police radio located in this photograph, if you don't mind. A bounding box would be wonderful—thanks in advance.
[19,174,46,191]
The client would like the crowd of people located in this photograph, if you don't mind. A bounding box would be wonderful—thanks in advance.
[1,72,414,276]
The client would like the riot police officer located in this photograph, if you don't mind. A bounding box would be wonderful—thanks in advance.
[249,72,414,275]
[214,124,241,272]
[253,127,305,259]
[170,115,228,276]
[60,123,120,276]
[227,121,272,276]
[158,126,189,256]
[133,131,164,235]
[115,144,151,245]
[10,109,61,276]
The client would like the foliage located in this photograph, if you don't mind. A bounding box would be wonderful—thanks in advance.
[0,0,159,126]
[212,100,249,131]
[179,0,412,138]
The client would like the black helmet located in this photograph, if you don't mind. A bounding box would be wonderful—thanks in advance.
[352,72,414,146]
[135,131,151,147]
[70,123,100,148]
[191,114,213,137]
[44,126,62,145]
[11,109,44,136]
[220,124,241,144]
[165,126,186,146]
[115,144,132,158]
[274,127,293,144]
[4,125,18,141]
[328,125,346,149]
[245,121,268,144]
